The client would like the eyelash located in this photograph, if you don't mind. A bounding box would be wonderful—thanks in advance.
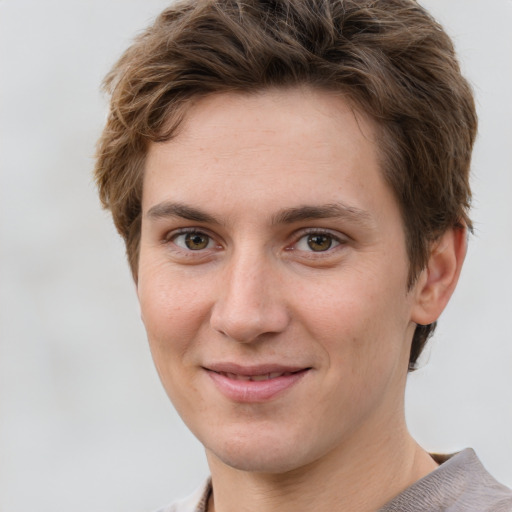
[166,228,221,252]
[164,227,347,256]
[290,228,345,254]
[294,228,345,248]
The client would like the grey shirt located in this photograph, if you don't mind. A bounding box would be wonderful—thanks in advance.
[379,449,512,511]
[158,449,512,512]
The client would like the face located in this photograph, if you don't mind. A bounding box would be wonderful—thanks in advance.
[138,88,421,474]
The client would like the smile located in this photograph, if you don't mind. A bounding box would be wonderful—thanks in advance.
[218,371,297,381]
[204,365,310,402]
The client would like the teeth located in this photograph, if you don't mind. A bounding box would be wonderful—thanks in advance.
[225,372,249,381]
[250,374,271,381]
[221,371,292,381]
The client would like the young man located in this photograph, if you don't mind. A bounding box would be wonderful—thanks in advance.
[95,1,512,510]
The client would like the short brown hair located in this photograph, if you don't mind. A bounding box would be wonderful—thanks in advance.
[95,0,477,370]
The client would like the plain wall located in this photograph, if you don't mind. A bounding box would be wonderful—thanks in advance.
[1,1,511,511]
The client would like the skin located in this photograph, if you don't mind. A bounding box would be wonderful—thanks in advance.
[137,87,465,512]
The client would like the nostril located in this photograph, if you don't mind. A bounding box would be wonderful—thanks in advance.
[210,305,290,343]
[209,265,291,342]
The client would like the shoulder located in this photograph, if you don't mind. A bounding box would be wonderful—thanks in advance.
[441,448,512,512]
[380,449,512,512]
[154,479,211,512]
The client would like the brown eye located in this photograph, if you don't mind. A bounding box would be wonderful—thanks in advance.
[172,231,214,251]
[307,234,333,252]
[294,232,341,253]
[184,232,210,250]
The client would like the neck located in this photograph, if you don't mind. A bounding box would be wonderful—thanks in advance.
[206,424,437,512]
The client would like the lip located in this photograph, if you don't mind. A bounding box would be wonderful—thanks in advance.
[203,363,310,403]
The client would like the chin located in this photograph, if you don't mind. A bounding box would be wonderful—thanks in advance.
[212,448,305,474]
[203,426,324,474]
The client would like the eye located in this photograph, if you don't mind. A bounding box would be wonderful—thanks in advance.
[172,231,215,251]
[295,232,341,252]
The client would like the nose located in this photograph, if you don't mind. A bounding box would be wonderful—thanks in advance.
[209,249,290,343]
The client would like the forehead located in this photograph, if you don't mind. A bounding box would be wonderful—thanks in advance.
[142,87,397,228]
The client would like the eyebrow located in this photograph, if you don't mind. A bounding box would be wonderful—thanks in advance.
[271,203,374,227]
[146,201,373,228]
[146,202,220,224]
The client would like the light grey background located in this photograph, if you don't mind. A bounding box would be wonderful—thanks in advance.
[1,1,511,511]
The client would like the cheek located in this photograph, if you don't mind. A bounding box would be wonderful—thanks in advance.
[137,263,210,368]
[296,276,412,427]
[293,269,410,371]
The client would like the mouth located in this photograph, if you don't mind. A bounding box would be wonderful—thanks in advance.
[215,370,302,382]
[203,364,311,402]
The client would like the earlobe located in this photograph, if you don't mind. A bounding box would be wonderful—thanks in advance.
[411,226,467,326]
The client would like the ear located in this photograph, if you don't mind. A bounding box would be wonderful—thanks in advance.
[411,226,467,326]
